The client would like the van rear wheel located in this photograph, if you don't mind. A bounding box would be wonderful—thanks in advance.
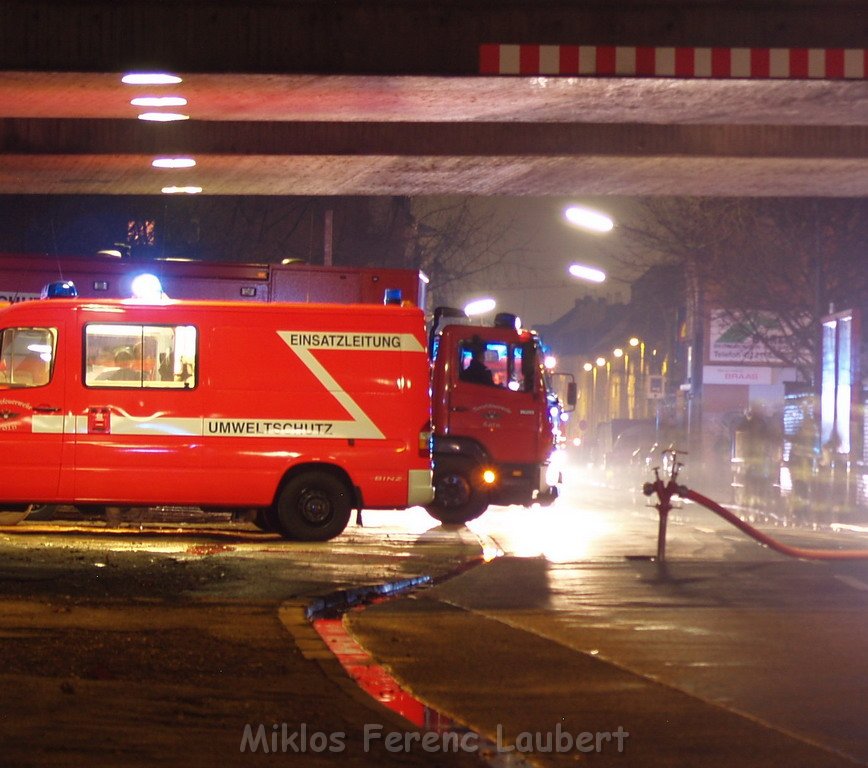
[425,458,488,525]
[275,472,352,541]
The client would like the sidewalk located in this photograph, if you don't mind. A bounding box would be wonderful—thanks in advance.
[344,506,868,768]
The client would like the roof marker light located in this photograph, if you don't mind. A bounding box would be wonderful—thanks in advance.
[131,96,188,108]
[122,73,183,85]
[152,157,197,169]
[138,112,190,122]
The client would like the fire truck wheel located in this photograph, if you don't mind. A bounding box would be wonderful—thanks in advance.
[276,472,353,541]
[426,458,488,525]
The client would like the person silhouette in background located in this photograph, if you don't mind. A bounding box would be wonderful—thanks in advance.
[98,348,140,381]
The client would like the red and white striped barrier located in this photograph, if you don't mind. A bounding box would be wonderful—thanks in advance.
[479,44,868,79]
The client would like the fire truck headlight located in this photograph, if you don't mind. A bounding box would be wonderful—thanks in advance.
[482,469,497,485]
[131,273,164,302]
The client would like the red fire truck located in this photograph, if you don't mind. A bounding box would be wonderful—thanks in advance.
[0,291,432,540]
[0,253,573,525]
[426,307,574,523]
[0,252,426,307]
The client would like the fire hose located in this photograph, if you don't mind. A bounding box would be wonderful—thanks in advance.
[643,451,868,562]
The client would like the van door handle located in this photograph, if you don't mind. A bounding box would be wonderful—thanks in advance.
[33,405,61,413]
[450,406,469,412]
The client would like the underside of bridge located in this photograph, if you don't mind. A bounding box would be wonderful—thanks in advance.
[0,1,866,198]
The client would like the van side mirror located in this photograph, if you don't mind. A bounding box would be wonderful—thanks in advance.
[567,381,577,407]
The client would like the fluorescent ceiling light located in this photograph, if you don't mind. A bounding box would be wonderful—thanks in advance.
[131,96,188,108]
[122,73,183,85]
[161,186,203,194]
[152,158,197,169]
[138,112,190,122]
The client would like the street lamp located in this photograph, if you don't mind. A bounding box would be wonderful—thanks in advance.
[564,205,614,233]
[464,298,496,316]
[568,264,607,284]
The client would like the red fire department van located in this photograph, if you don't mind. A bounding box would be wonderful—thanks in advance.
[0,252,572,526]
[0,291,432,540]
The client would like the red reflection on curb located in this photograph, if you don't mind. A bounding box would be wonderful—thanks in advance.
[313,617,452,732]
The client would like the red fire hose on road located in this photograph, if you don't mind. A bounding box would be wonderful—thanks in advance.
[643,449,868,562]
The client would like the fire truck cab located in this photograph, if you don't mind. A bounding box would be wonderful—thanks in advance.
[426,309,575,524]
[0,289,432,540]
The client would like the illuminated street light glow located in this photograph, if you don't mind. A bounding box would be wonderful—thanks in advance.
[122,73,183,85]
[613,348,624,358]
[629,337,640,347]
[464,298,496,316]
[568,264,607,283]
[138,112,190,122]
[596,357,606,367]
[564,205,614,233]
[544,355,557,369]
[583,362,593,372]
[152,157,197,169]
[131,96,188,108]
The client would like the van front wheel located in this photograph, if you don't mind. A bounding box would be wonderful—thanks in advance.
[275,472,352,541]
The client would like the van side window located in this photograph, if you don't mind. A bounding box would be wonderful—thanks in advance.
[84,323,197,389]
[0,327,57,388]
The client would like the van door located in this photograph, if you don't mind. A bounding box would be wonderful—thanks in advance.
[73,320,203,504]
[0,323,65,501]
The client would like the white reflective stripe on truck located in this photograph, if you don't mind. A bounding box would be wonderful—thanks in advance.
[31,414,64,433]
[31,414,385,440]
[407,469,434,506]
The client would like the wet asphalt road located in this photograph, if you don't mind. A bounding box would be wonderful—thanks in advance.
[2,465,868,766]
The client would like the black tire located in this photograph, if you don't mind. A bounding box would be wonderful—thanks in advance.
[253,508,280,533]
[275,472,353,541]
[425,458,488,525]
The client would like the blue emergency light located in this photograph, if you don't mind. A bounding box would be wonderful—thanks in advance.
[384,288,403,305]
[41,281,78,299]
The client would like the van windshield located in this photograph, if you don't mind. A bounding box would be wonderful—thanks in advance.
[0,327,57,388]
